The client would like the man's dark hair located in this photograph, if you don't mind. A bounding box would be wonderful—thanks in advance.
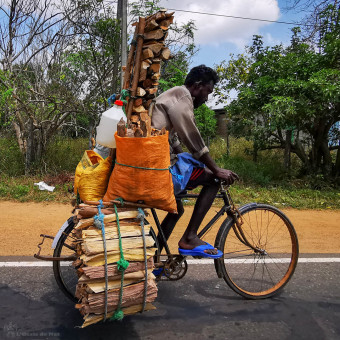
[184,65,219,86]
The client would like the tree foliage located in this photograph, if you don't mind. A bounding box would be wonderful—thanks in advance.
[0,0,198,173]
[215,5,340,177]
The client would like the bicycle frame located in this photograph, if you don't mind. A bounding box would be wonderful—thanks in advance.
[150,185,261,261]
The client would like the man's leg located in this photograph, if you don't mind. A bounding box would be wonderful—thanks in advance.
[157,199,184,252]
[178,168,220,255]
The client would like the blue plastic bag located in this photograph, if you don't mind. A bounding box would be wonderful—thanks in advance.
[170,152,205,195]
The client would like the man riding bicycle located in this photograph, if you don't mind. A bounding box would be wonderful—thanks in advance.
[151,65,239,259]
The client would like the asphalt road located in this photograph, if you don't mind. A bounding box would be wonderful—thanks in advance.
[0,256,339,340]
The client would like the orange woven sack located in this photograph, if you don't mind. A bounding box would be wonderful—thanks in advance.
[103,132,177,213]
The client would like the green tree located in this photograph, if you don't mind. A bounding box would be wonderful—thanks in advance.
[215,6,340,177]
[194,104,217,141]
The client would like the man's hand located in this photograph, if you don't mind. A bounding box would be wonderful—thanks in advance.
[199,153,239,185]
[213,168,239,185]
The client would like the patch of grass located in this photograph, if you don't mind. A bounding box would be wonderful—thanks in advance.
[227,184,340,210]
[0,175,74,203]
[0,136,88,176]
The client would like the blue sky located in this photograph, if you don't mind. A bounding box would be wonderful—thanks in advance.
[158,0,309,107]
[159,0,307,66]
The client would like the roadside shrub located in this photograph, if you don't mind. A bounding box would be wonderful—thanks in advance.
[0,137,25,176]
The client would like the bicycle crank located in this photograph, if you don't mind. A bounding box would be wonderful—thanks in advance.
[163,256,188,281]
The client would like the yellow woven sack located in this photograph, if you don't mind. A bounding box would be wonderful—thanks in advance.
[74,150,112,201]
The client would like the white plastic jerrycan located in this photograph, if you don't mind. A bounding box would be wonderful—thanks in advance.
[96,100,126,148]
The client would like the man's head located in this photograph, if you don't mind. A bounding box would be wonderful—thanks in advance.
[184,65,219,109]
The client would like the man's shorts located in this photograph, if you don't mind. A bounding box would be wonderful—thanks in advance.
[185,167,205,190]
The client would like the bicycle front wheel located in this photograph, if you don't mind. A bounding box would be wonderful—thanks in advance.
[215,204,299,299]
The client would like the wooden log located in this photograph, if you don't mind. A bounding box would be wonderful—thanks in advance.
[140,112,152,137]
[117,118,126,137]
[161,16,174,25]
[126,128,135,137]
[133,98,143,107]
[132,105,146,113]
[150,63,161,73]
[148,101,156,118]
[82,236,155,256]
[146,88,158,95]
[81,303,156,328]
[81,259,154,280]
[144,19,158,32]
[142,48,154,60]
[79,280,158,314]
[141,60,150,70]
[75,210,139,229]
[126,17,145,122]
[123,29,137,89]
[130,115,139,123]
[144,29,164,41]
[160,47,171,60]
[151,72,161,80]
[165,12,175,18]
[134,128,144,137]
[159,19,173,28]
[143,42,163,55]
[136,87,146,97]
[139,68,147,82]
[155,11,166,22]
[144,99,153,109]
[143,78,153,88]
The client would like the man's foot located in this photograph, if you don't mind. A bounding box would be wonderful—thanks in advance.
[178,242,223,259]
[178,237,219,255]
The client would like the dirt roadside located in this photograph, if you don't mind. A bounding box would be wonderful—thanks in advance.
[0,201,339,256]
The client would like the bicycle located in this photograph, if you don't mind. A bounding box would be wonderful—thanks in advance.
[35,182,299,303]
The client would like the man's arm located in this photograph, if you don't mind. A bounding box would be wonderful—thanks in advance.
[199,152,239,185]
[173,144,183,154]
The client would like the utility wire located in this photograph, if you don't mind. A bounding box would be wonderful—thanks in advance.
[167,8,312,26]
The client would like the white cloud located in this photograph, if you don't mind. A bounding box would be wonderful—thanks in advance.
[160,0,280,48]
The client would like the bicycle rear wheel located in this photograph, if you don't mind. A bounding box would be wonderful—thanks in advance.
[53,218,78,303]
[215,204,299,299]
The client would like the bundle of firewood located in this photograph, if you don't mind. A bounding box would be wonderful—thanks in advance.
[123,9,174,132]
[72,204,158,328]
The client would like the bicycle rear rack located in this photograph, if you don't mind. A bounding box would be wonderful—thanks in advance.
[34,234,77,261]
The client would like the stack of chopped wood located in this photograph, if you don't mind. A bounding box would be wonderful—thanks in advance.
[123,9,174,133]
[72,204,158,328]
[116,116,166,138]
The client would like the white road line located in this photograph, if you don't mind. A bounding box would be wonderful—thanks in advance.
[0,258,340,267]
[187,258,340,264]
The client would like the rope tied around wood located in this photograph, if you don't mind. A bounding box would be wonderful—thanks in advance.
[110,203,130,321]
[93,200,109,321]
[137,208,148,313]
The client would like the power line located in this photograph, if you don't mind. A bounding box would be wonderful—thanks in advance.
[167,8,311,26]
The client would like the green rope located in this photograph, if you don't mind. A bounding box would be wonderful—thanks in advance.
[120,89,130,116]
[115,161,170,171]
[110,203,129,321]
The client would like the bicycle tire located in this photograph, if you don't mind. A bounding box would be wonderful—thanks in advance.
[53,218,78,303]
[53,216,160,303]
[214,203,299,299]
